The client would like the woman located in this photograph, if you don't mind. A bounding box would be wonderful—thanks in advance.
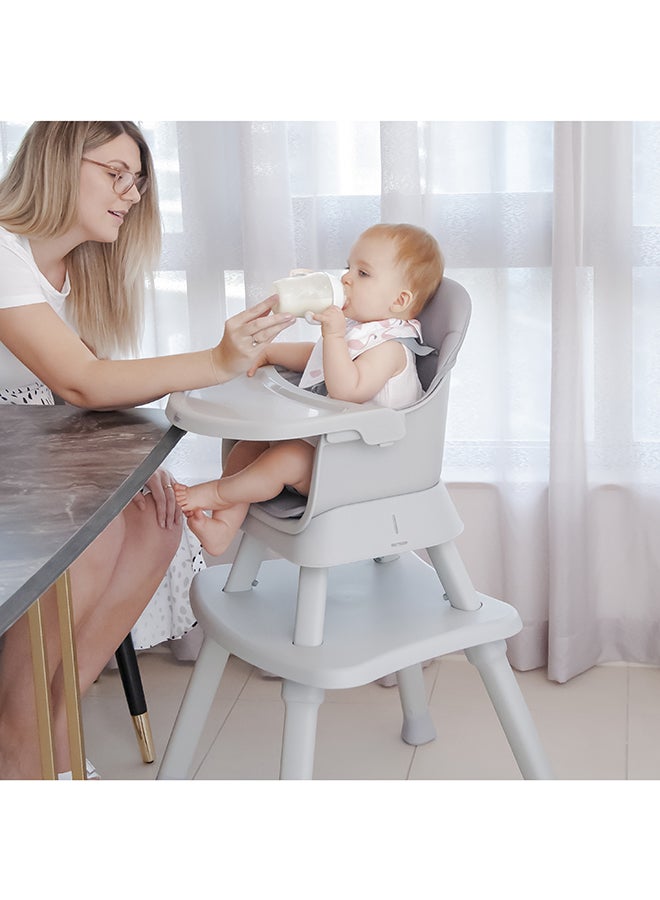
[0,121,293,779]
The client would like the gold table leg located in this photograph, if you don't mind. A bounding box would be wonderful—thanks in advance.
[56,570,86,780]
[27,598,56,780]
[27,570,86,780]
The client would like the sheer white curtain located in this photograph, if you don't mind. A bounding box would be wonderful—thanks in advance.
[546,123,660,681]
[165,121,660,683]
[2,120,659,682]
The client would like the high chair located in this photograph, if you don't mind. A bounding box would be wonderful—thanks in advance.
[157,277,552,780]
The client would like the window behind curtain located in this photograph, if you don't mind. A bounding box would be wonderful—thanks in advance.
[0,119,572,454]
[633,123,660,445]
[3,120,659,465]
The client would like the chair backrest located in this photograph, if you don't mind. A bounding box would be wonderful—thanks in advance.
[415,276,472,394]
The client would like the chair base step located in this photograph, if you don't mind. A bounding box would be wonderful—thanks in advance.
[191,554,522,690]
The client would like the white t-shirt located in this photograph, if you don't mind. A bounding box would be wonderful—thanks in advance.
[0,224,71,388]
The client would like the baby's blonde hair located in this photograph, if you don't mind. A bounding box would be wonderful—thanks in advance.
[0,121,161,358]
[362,223,444,317]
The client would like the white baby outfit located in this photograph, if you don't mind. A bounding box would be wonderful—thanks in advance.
[299,317,427,409]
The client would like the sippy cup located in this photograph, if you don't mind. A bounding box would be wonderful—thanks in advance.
[273,271,344,323]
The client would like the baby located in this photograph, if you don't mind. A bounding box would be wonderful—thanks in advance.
[174,223,444,556]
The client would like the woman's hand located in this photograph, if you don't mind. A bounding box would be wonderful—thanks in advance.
[132,468,181,529]
[210,297,294,382]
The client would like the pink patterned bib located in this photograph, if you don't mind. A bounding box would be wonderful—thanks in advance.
[299,317,424,390]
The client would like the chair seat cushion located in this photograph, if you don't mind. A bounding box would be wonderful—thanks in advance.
[254,488,306,519]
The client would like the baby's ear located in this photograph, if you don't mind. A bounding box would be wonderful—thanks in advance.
[391,289,414,316]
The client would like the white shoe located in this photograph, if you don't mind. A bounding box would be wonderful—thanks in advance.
[85,758,101,779]
[57,758,101,780]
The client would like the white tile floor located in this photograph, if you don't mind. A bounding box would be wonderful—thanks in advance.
[82,648,660,780]
[14,650,651,899]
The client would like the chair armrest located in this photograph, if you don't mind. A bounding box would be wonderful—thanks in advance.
[166,366,407,446]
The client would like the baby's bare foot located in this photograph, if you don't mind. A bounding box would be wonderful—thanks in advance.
[185,509,239,557]
[172,481,194,513]
[173,479,230,513]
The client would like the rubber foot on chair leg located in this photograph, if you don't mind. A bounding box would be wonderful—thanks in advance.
[401,712,437,746]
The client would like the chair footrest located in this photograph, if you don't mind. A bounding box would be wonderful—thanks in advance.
[191,555,522,690]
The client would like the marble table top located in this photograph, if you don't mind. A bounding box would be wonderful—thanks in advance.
[0,405,185,635]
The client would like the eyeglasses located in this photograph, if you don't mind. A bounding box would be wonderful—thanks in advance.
[81,157,149,196]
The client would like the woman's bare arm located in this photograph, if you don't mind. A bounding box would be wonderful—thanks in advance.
[0,298,294,409]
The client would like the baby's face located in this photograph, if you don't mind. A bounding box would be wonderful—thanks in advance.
[340,234,409,323]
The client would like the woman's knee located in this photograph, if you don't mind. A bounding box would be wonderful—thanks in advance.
[123,496,182,562]
[70,515,126,600]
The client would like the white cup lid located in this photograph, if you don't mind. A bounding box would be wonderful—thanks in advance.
[327,273,345,307]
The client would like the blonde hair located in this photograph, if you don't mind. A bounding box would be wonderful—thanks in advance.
[0,121,161,357]
[362,223,444,318]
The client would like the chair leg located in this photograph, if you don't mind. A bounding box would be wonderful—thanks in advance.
[115,634,154,764]
[280,680,325,779]
[426,540,482,611]
[157,637,230,779]
[465,640,553,779]
[294,566,328,646]
[276,568,328,779]
[396,663,437,746]
[223,531,267,592]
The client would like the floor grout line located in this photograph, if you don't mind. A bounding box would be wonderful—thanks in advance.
[625,664,631,779]
[82,650,657,781]
[192,661,256,779]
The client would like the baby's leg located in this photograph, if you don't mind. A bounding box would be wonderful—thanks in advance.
[215,439,315,505]
[176,440,315,555]
[177,440,269,556]
[173,441,269,514]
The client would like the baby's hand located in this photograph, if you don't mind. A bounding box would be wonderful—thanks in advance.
[313,304,346,338]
